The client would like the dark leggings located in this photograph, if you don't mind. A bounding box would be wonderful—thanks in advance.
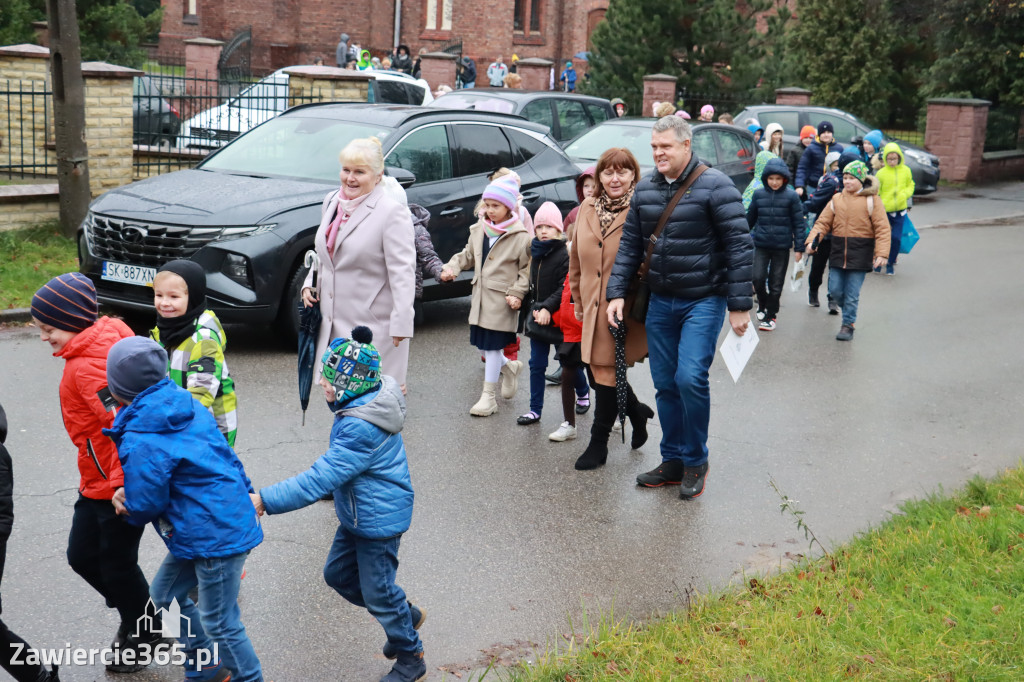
[0,618,46,682]
[808,238,832,296]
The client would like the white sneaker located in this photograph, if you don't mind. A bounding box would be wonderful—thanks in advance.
[548,421,577,442]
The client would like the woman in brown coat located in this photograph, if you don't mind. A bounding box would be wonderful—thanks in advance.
[569,148,654,470]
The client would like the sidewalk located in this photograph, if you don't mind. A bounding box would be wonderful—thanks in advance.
[910,179,1024,228]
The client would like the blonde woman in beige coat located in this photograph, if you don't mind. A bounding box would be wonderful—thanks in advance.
[569,147,654,470]
[440,174,531,416]
[301,137,416,391]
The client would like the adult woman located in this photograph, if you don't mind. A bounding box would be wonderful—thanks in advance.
[569,148,653,471]
[301,137,416,391]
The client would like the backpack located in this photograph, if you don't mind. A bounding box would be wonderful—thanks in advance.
[830,196,873,215]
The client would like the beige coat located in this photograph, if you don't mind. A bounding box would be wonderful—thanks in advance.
[304,184,416,387]
[444,220,531,332]
[569,198,648,386]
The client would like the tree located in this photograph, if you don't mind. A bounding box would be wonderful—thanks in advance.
[0,0,45,47]
[77,0,163,68]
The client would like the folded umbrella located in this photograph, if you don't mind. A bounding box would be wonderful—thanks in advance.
[297,250,322,425]
[608,314,629,443]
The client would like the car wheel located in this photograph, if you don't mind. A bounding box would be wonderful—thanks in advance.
[154,135,173,151]
[273,261,308,348]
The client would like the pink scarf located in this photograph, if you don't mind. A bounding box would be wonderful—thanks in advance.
[325,191,371,254]
[483,215,517,239]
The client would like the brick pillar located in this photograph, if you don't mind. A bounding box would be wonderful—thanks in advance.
[0,44,53,179]
[418,52,456,91]
[0,43,51,80]
[182,38,223,122]
[285,66,371,107]
[924,97,990,183]
[81,62,142,196]
[32,22,50,48]
[643,74,677,118]
[516,58,553,91]
[775,87,811,106]
[184,37,222,78]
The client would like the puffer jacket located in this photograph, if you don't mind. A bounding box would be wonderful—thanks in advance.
[260,376,413,539]
[805,176,891,270]
[552,274,582,343]
[607,154,754,312]
[742,150,774,210]
[747,158,805,252]
[875,143,915,212]
[529,239,569,313]
[56,316,134,500]
[104,378,263,560]
[411,203,444,300]
[0,403,12,603]
[796,138,845,190]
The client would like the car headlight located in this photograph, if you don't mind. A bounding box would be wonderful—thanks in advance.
[903,149,933,167]
[216,224,276,242]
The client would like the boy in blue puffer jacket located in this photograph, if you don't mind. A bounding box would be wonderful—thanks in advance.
[746,157,805,330]
[251,327,425,682]
[104,337,263,682]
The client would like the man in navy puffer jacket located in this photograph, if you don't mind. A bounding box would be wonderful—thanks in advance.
[606,115,753,499]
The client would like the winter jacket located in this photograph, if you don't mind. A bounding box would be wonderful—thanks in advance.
[55,316,135,500]
[861,130,885,164]
[529,239,569,314]
[150,309,237,447]
[784,142,807,179]
[552,274,582,343]
[391,46,413,75]
[335,33,350,68]
[486,61,508,87]
[747,158,805,252]
[444,220,531,333]
[458,57,476,86]
[607,154,754,312]
[563,166,596,239]
[104,378,263,560]
[805,176,891,271]
[875,143,915,212]
[795,138,845,190]
[761,122,785,156]
[260,376,413,539]
[743,151,775,210]
[804,149,862,218]
[0,404,11,607]
[411,203,444,300]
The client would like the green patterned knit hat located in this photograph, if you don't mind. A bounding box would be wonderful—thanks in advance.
[321,326,381,403]
[843,160,869,183]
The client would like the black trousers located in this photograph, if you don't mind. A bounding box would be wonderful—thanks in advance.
[808,238,832,297]
[1,617,46,681]
[66,495,150,629]
[753,247,790,319]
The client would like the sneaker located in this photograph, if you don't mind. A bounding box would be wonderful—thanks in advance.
[873,266,882,273]
[827,299,840,315]
[636,460,683,487]
[384,602,427,660]
[758,317,776,331]
[516,411,541,425]
[199,665,232,682]
[574,396,590,414]
[755,309,766,321]
[106,631,163,673]
[544,366,562,385]
[549,421,577,442]
[836,324,855,341]
[808,290,820,307]
[885,264,894,275]
[679,463,710,499]
[381,651,427,682]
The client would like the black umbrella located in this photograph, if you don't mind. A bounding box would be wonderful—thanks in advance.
[298,251,322,425]
[608,314,629,443]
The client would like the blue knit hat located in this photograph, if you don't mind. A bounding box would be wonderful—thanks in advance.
[31,272,98,332]
[107,337,168,404]
[482,174,520,214]
[321,326,381,404]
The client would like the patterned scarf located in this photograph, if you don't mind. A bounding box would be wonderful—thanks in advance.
[594,186,635,236]
[483,215,517,239]
[326,190,372,254]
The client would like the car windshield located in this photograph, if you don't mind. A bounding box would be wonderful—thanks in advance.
[564,123,653,162]
[431,94,516,114]
[199,115,392,182]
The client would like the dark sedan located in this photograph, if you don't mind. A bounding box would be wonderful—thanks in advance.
[79,104,581,338]
[132,75,181,149]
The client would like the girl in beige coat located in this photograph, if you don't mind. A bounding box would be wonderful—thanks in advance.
[441,175,531,416]
[569,148,654,470]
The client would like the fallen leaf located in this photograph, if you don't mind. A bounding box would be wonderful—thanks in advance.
[675,656,687,664]
[605,661,619,674]
[1015,504,1024,514]
[978,506,991,518]
[738,638,749,647]
[796,609,803,618]
[814,606,824,617]
[957,506,972,516]
[859,654,876,663]
[943,617,957,628]
[992,605,1004,614]
[798,571,807,580]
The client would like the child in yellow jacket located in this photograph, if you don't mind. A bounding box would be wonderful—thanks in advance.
[874,142,915,275]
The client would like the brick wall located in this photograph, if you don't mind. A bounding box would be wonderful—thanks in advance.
[925,98,989,183]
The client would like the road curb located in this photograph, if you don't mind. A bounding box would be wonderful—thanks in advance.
[919,211,1024,230]
[0,308,32,324]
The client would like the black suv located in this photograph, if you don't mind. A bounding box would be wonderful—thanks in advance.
[429,90,615,143]
[78,104,580,336]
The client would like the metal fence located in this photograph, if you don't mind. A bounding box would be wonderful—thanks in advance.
[0,79,56,180]
[676,89,760,120]
[984,106,1023,152]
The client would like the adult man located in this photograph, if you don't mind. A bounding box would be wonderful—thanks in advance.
[335,32,350,68]
[458,56,477,88]
[487,55,508,87]
[795,120,844,197]
[606,116,753,499]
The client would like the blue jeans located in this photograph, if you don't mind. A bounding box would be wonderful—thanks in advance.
[886,212,904,266]
[323,526,422,656]
[528,338,588,415]
[150,551,262,681]
[645,293,727,467]
[828,268,867,326]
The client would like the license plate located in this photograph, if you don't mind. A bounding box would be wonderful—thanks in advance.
[102,261,155,287]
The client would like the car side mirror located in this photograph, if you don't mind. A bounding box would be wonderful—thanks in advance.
[386,166,416,189]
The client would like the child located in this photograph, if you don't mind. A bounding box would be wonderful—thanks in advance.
[1,403,61,682]
[104,337,263,682]
[30,273,158,673]
[559,61,577,92]
[746,158,806,331]
[549,274,588,442]
[786,125,818,178]
[150,260,238,446]
[742,150,775,211]
[874,142,915,275]
[803,148,861,311]
[441,174,531,416]
[250,329,426,682]
[699,104,715,121]
[562,166,596,241]
[763,122,785,156]
[804,160,890,341]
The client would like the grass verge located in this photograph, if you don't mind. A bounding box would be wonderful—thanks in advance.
[0,222,79,310]
[505,466,1024,681]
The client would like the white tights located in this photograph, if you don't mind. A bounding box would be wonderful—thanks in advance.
[482,349,508,383]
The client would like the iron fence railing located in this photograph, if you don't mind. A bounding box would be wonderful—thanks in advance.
[984,106,1024,152]
[0,80,56,179]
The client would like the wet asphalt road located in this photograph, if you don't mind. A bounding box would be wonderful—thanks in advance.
[2,198,1024,681]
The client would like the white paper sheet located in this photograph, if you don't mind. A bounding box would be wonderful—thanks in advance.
[719,324,759,383]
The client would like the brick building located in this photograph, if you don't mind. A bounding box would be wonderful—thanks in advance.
[158,0,609,79]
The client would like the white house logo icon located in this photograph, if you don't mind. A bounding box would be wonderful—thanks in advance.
[134,598,193,639]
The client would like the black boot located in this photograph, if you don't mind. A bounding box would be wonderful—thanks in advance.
[37,666,60,682]
[625,385,655,449]
[575,385,616,470]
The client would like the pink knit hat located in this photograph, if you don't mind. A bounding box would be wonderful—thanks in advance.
[701,104,714,115]
[532,201,564,232]
[482,174,520,214]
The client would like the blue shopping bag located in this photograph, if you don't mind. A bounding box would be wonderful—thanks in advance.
[899,214,919,254]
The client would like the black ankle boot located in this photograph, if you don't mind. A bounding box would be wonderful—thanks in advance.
[36,665,59,682]
[575,423,611,470]
[625,386,654,449]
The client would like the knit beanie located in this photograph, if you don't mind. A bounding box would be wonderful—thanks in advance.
[817,120,834,135]
[107,337,168,404]
[824,151,842,169]
[31,272,98,333]
[700,104,714,115]
[321,326,382,404]
[532,202,564,232]
[799,125,817,141]
[482,174,520,214]
[843,160,869,183]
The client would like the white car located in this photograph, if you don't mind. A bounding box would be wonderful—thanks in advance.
[176,68,434,150]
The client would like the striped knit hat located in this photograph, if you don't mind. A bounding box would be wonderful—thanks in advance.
[31,273,98,333]
[482,174,520,214]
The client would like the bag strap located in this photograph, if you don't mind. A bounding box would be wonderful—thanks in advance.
[638,164,709,280]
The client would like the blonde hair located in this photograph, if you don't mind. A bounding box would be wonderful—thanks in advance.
[503,73,523,89]
[339,137,385,175]
[652,101,676,118]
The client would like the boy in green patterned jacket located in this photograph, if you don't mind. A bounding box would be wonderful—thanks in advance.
[149,260,238,446]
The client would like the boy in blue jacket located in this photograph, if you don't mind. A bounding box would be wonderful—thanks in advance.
[251,327,425,682]
[104,337,263,682]
[746,157,805,331]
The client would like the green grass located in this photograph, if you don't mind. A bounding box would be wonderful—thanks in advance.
[0,222,79,310]
[505,466,1024,681]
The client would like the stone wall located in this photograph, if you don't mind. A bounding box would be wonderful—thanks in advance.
[0,184,60,232]
[81,63,142,196]
[284,66,370,106]
[0,44,54,179]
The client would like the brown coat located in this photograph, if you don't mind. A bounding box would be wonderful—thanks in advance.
[569,198,647,386]
[806,176,891,271]
[445,220,531,333]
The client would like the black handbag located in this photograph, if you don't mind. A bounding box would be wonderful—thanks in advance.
[524,314,563,344]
